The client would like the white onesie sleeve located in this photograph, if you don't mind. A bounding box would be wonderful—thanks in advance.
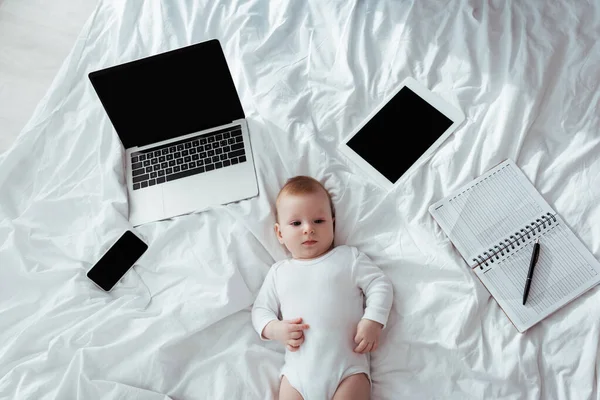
[251,263,281,340]
[350,247,393,328]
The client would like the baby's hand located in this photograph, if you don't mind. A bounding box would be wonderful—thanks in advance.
[354,318,383,354]
[263,318,310,352]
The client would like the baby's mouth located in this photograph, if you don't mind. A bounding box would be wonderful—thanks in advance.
[302,240,317,245]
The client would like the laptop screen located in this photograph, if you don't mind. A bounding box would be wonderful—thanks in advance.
[88,39,245,149]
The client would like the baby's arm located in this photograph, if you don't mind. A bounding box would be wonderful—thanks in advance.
[251,267,280,339]
[351,248,393,353]
[251,266,310,351]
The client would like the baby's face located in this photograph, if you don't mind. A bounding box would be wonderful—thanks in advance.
[275,190,335,260]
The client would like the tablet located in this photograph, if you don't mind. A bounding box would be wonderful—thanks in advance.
[338,77,465,191]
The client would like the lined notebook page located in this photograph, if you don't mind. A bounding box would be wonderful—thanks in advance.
[429,159,554,266]
[429,158,600,332]
[474,215,600,332]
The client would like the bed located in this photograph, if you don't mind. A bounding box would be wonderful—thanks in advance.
[1,0,599,399]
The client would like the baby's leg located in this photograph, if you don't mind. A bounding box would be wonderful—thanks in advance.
[332,373,370,400]
[279,376,304,400]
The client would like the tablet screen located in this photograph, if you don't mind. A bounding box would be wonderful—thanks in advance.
[346,86,454,184]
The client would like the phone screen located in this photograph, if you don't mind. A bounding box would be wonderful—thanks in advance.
[86,230,148,291]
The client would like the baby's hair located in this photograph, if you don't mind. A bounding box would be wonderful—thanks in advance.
[275,176,335,223]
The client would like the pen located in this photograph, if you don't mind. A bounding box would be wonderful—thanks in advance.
[522,238,540,305]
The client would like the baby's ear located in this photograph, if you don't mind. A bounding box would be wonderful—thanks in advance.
[274,223,285,244]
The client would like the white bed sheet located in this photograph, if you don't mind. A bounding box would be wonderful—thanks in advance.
[1,0,599,399]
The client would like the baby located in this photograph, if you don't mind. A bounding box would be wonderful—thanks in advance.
[252,176,393,400]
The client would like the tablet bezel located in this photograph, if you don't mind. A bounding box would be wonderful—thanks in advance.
[338,76,465,191]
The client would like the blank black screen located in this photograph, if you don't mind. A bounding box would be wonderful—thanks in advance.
[87,231,148,291]
[88,39,245,149]
[346,87,453,184]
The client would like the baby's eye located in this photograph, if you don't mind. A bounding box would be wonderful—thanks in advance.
[314,219,325,224]
[291,221,301,226]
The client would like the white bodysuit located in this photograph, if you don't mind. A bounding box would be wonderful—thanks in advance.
[252,245,393,400]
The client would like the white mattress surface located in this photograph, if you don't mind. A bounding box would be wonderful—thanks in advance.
[1,1,599,399]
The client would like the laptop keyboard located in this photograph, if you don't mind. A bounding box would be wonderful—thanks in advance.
[130,125,246,190]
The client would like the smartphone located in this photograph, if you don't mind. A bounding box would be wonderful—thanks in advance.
[86,230,148,291]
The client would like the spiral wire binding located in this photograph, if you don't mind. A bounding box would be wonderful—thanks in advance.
[473,212,556,269]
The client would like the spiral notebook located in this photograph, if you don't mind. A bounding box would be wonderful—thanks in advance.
[429,159,600,333]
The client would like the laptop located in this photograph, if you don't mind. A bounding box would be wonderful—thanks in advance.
[88,39,259,226]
